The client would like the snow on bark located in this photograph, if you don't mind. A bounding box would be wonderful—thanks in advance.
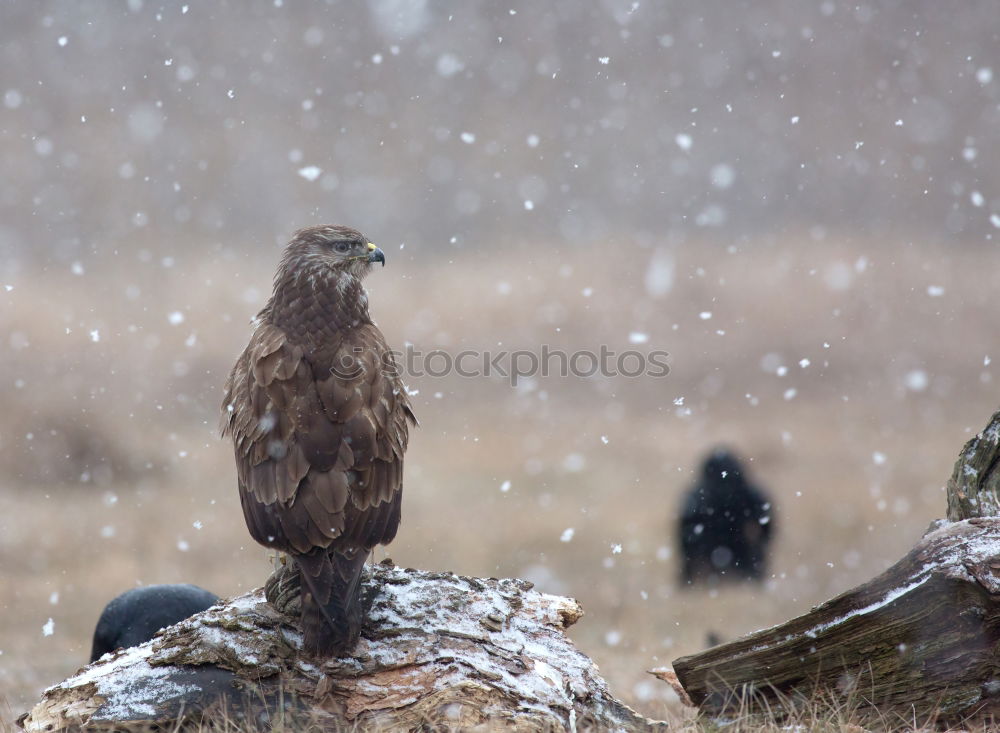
[670,403,1000,728]
[20,561,664,731]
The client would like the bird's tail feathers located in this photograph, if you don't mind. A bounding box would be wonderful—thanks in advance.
[294,548,370,657]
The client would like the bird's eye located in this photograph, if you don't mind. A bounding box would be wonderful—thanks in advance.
[333,241,351,254]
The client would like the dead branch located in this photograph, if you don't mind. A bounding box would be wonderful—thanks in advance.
[947,410,1000,521]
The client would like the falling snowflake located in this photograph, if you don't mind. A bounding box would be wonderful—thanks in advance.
[904,370,928,392]
[297,166,322,182]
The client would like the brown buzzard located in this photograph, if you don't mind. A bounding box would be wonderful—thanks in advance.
[221,225,415,656]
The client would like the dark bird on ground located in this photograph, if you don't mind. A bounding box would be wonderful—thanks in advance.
[678,448,774,585]
[222,225,415,657]
[90,584,218,662]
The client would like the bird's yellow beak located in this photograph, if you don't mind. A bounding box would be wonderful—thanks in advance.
[367,242,386,266]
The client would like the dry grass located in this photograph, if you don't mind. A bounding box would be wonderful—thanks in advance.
[2,235,999,728]
[6,686,997,733]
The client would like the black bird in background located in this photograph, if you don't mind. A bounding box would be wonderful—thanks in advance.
[678,448,774,585]
[90,584,218,662]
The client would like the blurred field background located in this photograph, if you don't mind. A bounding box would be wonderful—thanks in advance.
[2,1,1000,726]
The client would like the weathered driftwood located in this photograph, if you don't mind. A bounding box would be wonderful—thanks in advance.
[673,518,1000,722]
[20,561,664,732]
[672,409,1000,724]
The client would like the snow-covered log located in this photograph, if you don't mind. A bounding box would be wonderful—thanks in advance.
[672,409,1000,725]
[673,519,1000,722]
[19,561,665,731]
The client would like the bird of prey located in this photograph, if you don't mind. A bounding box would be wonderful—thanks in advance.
[221,225,415,656]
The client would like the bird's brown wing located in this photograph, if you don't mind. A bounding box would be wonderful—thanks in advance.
[222,321,412,556]
[312,323,414,549]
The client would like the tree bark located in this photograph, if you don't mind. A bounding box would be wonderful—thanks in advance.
[672,408,1000,725]
[19,561,665,732]
[947,410,1000,521]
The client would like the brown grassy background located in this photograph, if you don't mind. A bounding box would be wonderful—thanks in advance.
[4,3,1000,728]
[2,236,997,725]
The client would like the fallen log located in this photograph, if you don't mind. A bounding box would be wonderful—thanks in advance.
[20,561,664,732]
[672,408,1000,725]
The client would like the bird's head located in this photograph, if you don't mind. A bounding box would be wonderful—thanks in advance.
[703,447,744,483]
[281,224,386,281]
